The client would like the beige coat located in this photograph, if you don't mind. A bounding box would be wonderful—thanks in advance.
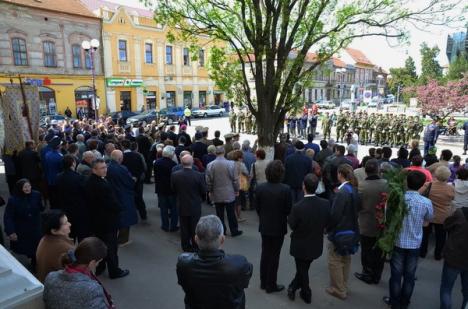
[419,181,455,224]
[36,235,74,282]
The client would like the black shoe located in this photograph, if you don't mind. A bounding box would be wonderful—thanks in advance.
[287,286,296,301]
[354,272,375,284]
[109,269,130,279]
[169,227,180,232]
[435,254,442,261]
[266,284,285,293]
[231,231,243,237]
[299,289,312,304]
[161,227,169,232]
[383,296,391,306]
[260,283,266,290]
[419,252,427,258]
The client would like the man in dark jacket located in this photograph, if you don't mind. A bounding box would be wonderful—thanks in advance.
[136,127,153,183]
[323,145,351,194]
[287,174,331,303]
[84,158,129,279]
[440,207,468,308]
[56,155,90,241]
[171,154,206,252]
[283,141,312,203]
[190,132,208,161]
[423,119,438,155]
[122,140,147,220]
[154,145,178,231]
[177,215,253,309]
[255,160,292,294]
[17,141,42,191]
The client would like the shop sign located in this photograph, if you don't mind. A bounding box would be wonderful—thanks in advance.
[106,78,144,87]
[24,78,43,86]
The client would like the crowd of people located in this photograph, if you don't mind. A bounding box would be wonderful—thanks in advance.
[0,113,467,309]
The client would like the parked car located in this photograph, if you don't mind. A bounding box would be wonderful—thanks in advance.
[126,109,158,125]
[316,100,335,109]
[192,105,225,118]
[40,114,68,127]
[340,99,353,110]
[110,110,140,124]
[159,107,184,121]
[368,100,378,108]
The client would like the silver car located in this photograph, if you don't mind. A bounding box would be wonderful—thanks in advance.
[192,105,225,118]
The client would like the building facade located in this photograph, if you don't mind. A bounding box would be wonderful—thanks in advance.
[0,0,106,118]
[446,28,468,64]
[82,0,224,113]
[340,48,376,101]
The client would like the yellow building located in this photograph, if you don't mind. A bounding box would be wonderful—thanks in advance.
[0,0,106,118]
[82,0,224,112]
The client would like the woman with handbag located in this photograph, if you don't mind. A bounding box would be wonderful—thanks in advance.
[326,164,360,300]
[232,150,249,222]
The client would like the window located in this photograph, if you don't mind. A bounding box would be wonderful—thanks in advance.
[198,49,205,67]
[183,48,190,66]
[145,43,153,63]
[43,41,56,67]
[166,46,173,64]
[12,38,28,66]
[166,91,176,107]
[72,44,81,68]
[85,52,92,69]
[119,40,127,61]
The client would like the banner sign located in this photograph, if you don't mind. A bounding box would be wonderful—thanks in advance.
[106,78,144,87]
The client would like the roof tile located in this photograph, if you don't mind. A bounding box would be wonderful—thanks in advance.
[3,0,97,18]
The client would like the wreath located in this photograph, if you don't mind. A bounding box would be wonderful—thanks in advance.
[376,168,408,254]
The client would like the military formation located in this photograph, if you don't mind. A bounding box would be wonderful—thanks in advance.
[229,108,257,134]
[332,111,424,147]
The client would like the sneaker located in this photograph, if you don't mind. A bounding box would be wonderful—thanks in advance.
[326,287,346,300]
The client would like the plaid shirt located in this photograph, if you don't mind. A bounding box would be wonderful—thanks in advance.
[395,191,433,249]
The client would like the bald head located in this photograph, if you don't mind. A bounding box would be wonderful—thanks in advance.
[111,150,123,163]
[181,154,194,168]
[180,150,190,159]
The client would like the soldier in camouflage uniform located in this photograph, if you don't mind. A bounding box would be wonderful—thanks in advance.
[245,110,252,134]
[322,112,332,141]
[359,113,369,145]
[336,112,346,143]
[396,114,406,146]
[412,116,424,142]
[374,114,383,146]
[380,114,389,145]
[238,109,245,133]
[351,112,360,137]
[368,113,376,144]
[405,116,415,145]
[229,109,237,133]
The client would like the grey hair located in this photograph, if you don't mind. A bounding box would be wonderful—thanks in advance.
[162,145,175,158]
[195,215,224,250]
[232,142,241,150]
[241,140,250,150]
[347,144,357,154]
[207,145,216,154]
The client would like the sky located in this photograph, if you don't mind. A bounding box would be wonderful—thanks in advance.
[108,0,466,73]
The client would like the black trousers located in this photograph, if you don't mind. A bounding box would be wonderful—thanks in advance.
[360,235,385,282]
[135,180,147,220]
[48,185,60,209]
[214,202,239,235]
[96,230,120,276]
[180,215,200,252]
[421,223,446,258]
[260,235,284,289]
[290,258,313,292]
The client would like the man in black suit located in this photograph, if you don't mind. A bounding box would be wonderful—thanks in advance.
[190,132,208,160]
[177,215,253,308]
[287,174,331,304]
[136,127,153,183]
[167,125,178,145]
[171,154,206,252]
[121,140,147,220]
[56,155,90,241]
[84,158,129,279]
[283,141,312,203]
[256,160,292,293]
[17,141,42,191]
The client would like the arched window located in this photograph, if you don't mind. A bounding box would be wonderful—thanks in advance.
[43,41,56,67]
[72,44,82,68]
[11,38,28,66]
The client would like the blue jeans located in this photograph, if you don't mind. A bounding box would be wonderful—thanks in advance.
[440,262,468,309]
[157,194,178,230]
[424,141,434,156]
[389,247,420,308]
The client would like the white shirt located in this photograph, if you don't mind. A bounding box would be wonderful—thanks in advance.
[338,181,349,190]
[304,194,316,198]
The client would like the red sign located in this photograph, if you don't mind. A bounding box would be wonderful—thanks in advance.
[43,77,51,85]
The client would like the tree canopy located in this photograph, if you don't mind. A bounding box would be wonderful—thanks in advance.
[146,0,465,146]
[419,42,443,84]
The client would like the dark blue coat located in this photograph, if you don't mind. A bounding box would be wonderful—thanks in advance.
[44,150,63,185]
[423,123,438,143]
[284,151,312,189]
[154,157,177,195]
[3,191,43,257]
[106,161,138,228]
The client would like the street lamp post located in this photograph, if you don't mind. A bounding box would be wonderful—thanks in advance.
[335,67,346,105]
[82,39,100,120]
